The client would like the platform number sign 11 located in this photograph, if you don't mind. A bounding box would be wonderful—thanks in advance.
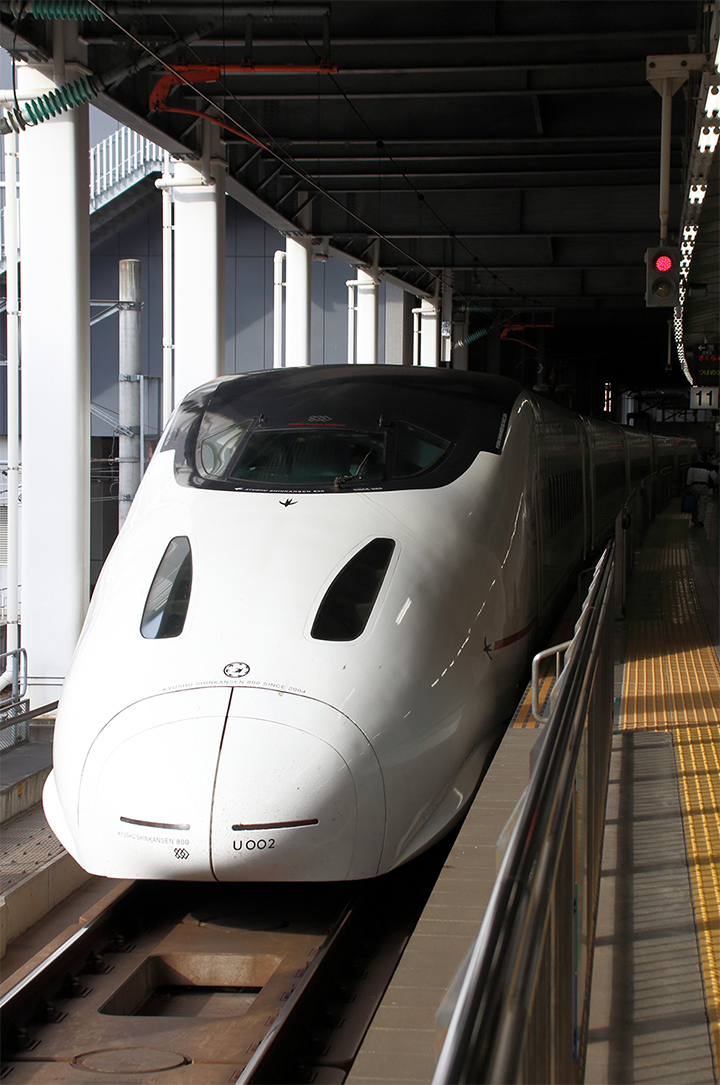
[690,387,718,410]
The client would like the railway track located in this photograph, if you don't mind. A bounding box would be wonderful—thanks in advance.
[1,834,455,1083]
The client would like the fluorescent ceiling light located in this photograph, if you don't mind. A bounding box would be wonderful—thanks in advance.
[705,85,720,117]
[698,126,720,153]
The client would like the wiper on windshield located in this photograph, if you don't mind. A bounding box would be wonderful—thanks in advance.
[334,449,377,488]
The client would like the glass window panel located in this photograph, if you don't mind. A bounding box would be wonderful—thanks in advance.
[311,538,395,641]
[198,419,252,477]
[141,537,193,640]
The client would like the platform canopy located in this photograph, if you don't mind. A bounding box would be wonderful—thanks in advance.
[1,0,717,361]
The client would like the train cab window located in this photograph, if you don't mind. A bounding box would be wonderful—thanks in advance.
[141,537,193,639]
[394,422,450,477]
[167,368,522,494]
[198,418,252,477]
[229,429,386,486]
[312,538,395,641]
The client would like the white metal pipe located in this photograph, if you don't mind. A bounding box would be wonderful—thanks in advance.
[347,281,356,365]
[155,176,216,190]
[118,259,142,530]
[412,307,421,366]
[284,233,311,366]
[273,249,285,368]
[3,128,19,669]
[161,152,174,427]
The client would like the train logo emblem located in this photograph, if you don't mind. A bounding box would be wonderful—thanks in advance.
[224,662,250,678]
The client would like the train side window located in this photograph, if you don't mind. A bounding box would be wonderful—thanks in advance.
[312,538,396,641]
[393,422,450,477]
[141,537,193,639]
[198,419,253,477]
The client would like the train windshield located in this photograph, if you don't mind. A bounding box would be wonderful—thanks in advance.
[164,368,519,493]
[197,420,449,487]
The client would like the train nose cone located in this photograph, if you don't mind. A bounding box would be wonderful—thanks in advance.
[209,688,386,881]
[78,688,232,879]
[76,687,385,882]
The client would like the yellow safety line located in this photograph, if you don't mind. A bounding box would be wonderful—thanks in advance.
[621,507,720,1067]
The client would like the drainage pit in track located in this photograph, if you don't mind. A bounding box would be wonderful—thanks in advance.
[99,952,281,1019]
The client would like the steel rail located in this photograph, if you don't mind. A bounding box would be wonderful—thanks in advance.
[432,544,615,1084]
[0,883,136,1024]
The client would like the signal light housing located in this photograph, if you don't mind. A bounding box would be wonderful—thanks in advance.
[645,246,681,307]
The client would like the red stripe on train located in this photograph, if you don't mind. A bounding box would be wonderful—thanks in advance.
[494,617,537,650]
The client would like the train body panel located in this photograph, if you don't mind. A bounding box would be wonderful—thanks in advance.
[44,366,695,881]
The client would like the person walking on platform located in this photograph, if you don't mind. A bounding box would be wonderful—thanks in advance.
[686,455,718,527]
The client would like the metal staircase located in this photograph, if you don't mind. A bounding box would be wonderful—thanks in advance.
[0,125,164,277]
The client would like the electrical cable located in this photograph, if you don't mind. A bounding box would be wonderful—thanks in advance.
[11,0,532,333]
[79,0,491,309]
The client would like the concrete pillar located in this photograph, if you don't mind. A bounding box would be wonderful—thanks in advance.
[3,131,20,681]
[355,268,378,365]
[172,124,225,405]
[18,56,90,708]
[285,232,312,366]
[419,297,439,367]
[383,283,413,365]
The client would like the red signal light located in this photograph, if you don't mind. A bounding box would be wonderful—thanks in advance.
[646,246,680,307]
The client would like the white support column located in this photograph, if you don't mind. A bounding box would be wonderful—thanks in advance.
[383,283,413,366]
[18,58,90,708]
[284,232,312,366]
[160,152,174,428]
[355,268,378,365]
[172,124,226,406]
[419,297,440,367]
[3,130,20,681]
[273,249,285,367]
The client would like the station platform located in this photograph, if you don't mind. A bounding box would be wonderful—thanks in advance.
[1,497,718,1084]
[349,496,719,1084]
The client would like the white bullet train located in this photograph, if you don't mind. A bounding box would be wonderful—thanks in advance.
[43,366,694,881]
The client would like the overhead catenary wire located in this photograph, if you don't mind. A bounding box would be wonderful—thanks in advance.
[7,0,534,330]
[79,0,523,317]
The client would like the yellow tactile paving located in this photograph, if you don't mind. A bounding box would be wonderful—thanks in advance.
[621,508,720,1068]
[511,668,551,729]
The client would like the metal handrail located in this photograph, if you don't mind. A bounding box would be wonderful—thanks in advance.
[1,127,164,266]
[89,126,164,211]
[433,544,615,1084]
[0,646,27,709]
[531,638,572,723]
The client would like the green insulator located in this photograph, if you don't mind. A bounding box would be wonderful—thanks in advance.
[462,328,491,346]
[29,1,105,18]
[22,75,98,126]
